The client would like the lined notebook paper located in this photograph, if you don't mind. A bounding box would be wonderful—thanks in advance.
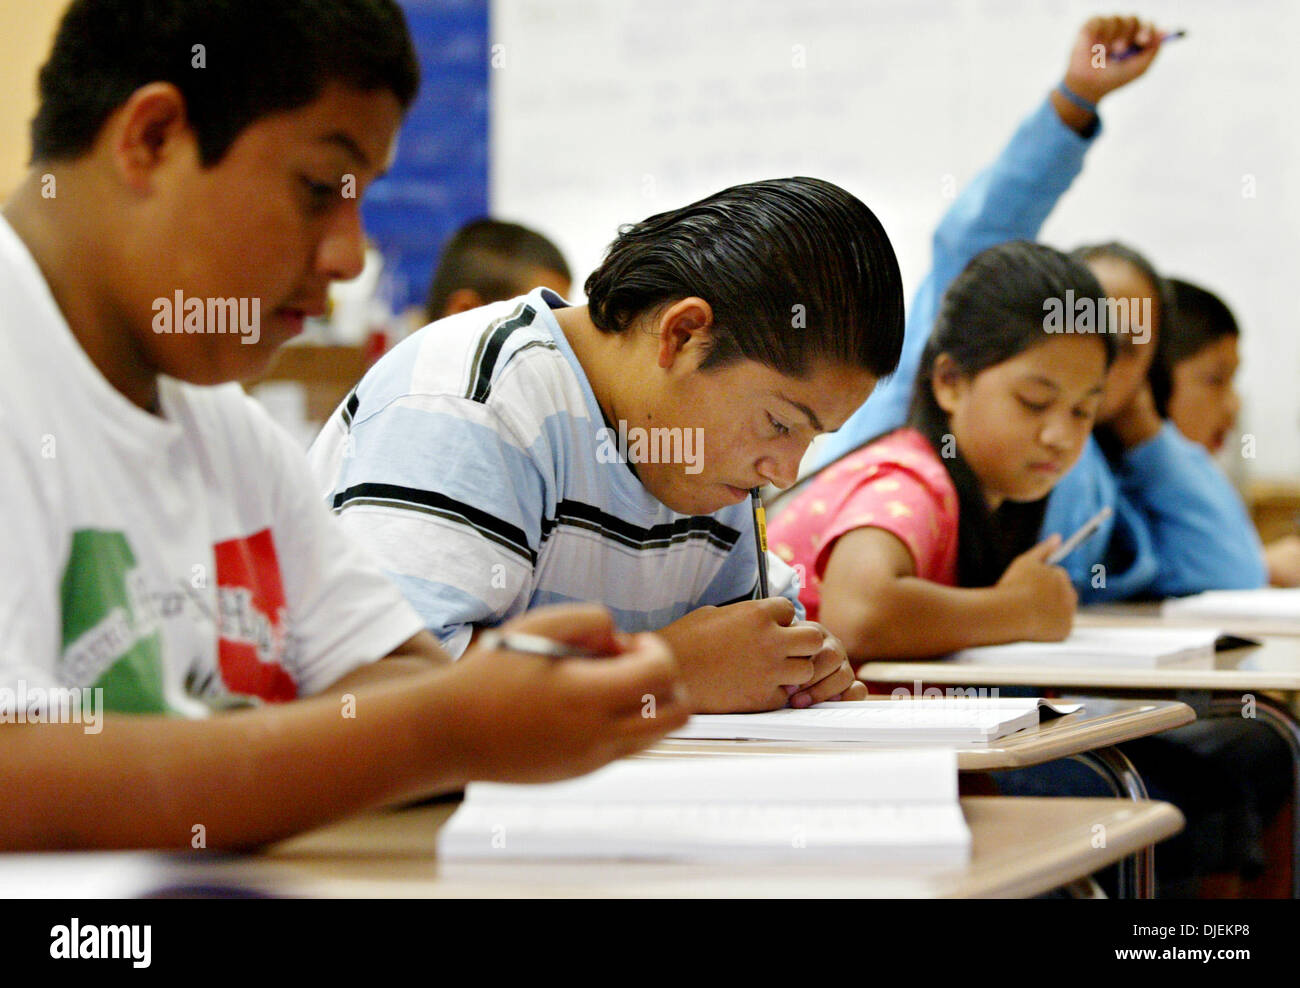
[438,749,970,865]
[950,627,1219,667]
[669,698,1081,744]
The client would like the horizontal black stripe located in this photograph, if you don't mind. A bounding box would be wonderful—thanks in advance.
[332,483,535,565]
[541,499,739,555]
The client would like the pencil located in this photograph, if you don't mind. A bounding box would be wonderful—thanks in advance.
[751,487,769,598]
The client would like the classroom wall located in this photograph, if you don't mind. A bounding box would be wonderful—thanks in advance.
[0,0,66,199]
[491,0,1300,481]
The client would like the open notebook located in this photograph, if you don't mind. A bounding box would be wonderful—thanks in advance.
[669,697,1081,744]
[438,749,971,865]
[949,627,1219,668]
[1162,588,1300,634]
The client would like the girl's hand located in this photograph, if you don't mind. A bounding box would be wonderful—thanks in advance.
[996,536,1078,641]
[1266,535,1300,588]
[1064,15,1164,105]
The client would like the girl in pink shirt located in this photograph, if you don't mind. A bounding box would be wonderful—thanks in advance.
[769,242,1117,662]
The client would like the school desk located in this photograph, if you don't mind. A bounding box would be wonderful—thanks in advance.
[67,796,1169,899]
[855,631,1300,896]
[645,697,1191,899]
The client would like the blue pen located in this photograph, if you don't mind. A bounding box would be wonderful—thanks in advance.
[1115,29,1186,61]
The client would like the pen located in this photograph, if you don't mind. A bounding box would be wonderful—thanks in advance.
[1115,29,1186,61]
[1047,506,1113,565]
[751,487,770,598]
[476,630,613,659]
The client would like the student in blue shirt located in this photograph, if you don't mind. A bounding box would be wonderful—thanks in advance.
[815,14,1266,603]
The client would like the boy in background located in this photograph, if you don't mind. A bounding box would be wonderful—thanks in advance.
[0,0,685,851]
[425,218,572,320]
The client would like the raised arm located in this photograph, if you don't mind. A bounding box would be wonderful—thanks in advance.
[815,15,1165,469]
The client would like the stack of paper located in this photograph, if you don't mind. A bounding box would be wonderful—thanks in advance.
[438,749,970,865]
[669,697,1080,744]
[1162,588,1300,632]
[950,627,1219,667]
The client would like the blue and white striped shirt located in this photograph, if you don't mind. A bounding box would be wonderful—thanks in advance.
[307,288,801,657]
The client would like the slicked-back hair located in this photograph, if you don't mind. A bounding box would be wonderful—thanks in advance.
[583,177,905,379]
[31,0,419,166]
[425,218,572,321]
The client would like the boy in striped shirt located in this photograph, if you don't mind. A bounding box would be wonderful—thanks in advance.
[310,178,905,712]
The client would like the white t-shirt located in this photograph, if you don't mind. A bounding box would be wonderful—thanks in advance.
[0,215,424,715]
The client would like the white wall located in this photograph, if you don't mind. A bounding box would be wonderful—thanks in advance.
[492,0,1300,479]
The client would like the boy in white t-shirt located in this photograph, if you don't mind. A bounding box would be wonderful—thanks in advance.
[0,0,686,851]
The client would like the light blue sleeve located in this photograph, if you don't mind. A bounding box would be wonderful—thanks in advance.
[325,390,551,657]
[1042,438,1158,603]
[813,97,1097,470]
[1043,427,1268,601]
[1119,424,1267,596]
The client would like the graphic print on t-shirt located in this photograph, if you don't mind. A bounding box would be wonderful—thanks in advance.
[57,527,299,712]
[213,527,297,702]
[58,529,167,713]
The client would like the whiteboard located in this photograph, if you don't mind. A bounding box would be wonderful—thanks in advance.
[492,0,1300,478]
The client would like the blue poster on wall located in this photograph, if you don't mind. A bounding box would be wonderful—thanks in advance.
[361,0,489,316]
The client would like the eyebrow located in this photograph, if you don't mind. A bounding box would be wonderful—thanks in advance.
[1020,375,1061,391]
[776,393,824,433]
[319,132,372,170]
[1021,376,1105,398]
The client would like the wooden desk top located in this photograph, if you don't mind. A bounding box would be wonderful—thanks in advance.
[641,698,1193,770]
[857,634,1300,692]
[157,796,1179,899]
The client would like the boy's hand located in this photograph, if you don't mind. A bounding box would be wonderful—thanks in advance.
[450,604,688,784]
[787,624,867,708]
[996,537,1078,641]
[1064,15,1164,104]
[656,597,827,712]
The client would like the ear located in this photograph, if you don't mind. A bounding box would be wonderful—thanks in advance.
[930,352,966,416]
[106,83,192,193]
[654,297,714,370]
[443,288,486,316]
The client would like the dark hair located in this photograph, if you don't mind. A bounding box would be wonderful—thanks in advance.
[909,241,1116,587]
[425,218,572,321]
[583,177,905,379]
[31,0,419,166]
[1069,240,1172,349]
[1150,277,1241,416]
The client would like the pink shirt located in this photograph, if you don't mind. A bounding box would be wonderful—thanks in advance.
[768,428,960,621]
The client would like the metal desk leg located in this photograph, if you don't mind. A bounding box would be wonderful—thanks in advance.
[1206,695,1300,899]
[1070,745,1154,899]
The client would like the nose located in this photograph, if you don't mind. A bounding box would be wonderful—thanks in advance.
[317,202,368,283]
[756,446,803,490]
[1226,387,1241,426]
[1039,409,1076,453]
